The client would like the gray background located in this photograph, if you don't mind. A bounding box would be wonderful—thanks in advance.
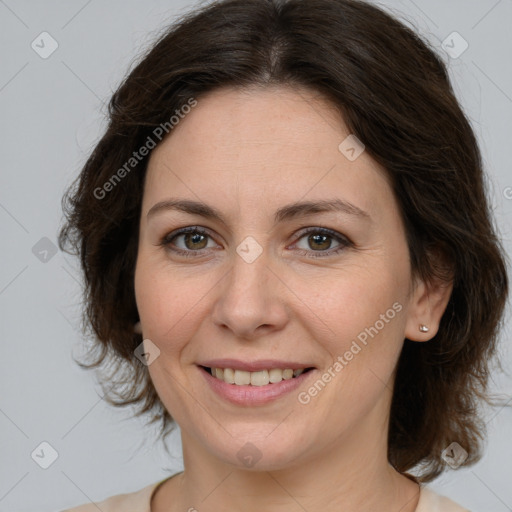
[0,1,511,511]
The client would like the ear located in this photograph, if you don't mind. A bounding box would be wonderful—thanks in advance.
[404,257,454,342]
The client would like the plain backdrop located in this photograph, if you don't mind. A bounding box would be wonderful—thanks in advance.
[0,1,511,511]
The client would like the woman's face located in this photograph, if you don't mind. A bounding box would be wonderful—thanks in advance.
[134,85,427,470]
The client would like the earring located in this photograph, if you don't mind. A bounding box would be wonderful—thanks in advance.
[134,321,142,334]
[419,324,429,333]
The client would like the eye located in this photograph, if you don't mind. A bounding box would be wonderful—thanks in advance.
[159,226,352,259]
[159,226,219,257]
[291,227,352,258]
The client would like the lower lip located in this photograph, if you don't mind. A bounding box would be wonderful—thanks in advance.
[199,366,314,406]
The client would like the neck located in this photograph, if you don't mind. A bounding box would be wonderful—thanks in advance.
[155,417,420,512]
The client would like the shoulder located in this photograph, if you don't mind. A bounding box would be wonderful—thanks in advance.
[58,480,161,512]
[416,485,470,512]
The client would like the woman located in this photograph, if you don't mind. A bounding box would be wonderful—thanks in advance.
[58,0,509,511]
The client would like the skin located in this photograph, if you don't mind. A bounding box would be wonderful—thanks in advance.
[133,85,453,512]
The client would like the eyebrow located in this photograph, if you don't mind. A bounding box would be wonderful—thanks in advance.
[147,198,371,225]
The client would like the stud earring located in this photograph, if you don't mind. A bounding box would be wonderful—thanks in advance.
[134,321,142,334]
[419,324,429,333]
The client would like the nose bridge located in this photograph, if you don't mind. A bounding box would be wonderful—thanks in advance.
[212,238,287,337]
[225,240,271,309]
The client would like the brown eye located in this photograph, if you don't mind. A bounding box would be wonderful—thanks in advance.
[182,232,209,250]
[160,227,217,257]
[307,233,333,251]
[292,228,352,258]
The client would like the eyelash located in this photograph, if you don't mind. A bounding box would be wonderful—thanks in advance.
[158,226,352,259]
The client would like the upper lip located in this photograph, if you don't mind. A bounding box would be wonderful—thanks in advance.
[198,359,315,372]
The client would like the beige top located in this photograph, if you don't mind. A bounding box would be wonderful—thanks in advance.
[60,476,470,512]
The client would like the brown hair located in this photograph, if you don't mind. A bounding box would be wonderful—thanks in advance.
[58,0,509,482]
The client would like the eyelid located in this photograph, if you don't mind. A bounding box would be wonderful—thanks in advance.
[289,227,352,257]
[159,225,352,258]
[292,226,350,244]
[159,226,218,248]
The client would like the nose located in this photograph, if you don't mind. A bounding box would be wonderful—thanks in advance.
[211,246,289,341]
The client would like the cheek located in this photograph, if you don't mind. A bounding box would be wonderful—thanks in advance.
[298,263,406,349]
[296,272,406,423]
[294,268,408,414]
[134,251,234,369]
[134,257,203,354]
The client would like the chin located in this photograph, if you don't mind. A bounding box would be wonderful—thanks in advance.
[202,427,315,472]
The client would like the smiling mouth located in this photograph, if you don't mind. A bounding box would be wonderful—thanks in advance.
[200,366,315,386]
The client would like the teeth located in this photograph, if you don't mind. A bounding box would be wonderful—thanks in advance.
[283,369,294,379]
[269,368,283,383]
[234,369,251,385]
[209,367,307,385]
[223,367,235,384]
[250,370,269,386]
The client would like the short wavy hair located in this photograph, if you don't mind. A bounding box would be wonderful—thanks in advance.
[58,0,509,482]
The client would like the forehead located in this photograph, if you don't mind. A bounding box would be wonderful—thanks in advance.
[156,85,348,160]
[143,85,394,224]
